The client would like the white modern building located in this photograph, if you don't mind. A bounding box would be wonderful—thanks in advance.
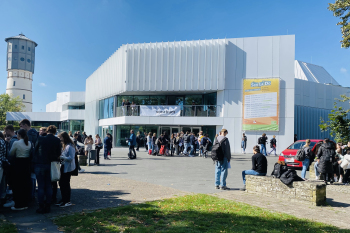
[5,34,37,112]
[7,92,85,132]
[84,35,350,153]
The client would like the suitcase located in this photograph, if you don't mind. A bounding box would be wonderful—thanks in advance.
[149,149,152,155]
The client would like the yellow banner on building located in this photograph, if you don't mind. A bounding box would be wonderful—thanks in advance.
[242,78,279,131]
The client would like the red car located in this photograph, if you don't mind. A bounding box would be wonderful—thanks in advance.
[278,139,326,169]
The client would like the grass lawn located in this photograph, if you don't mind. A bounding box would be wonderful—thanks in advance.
[0,220,17,233]
[55,194,348,233]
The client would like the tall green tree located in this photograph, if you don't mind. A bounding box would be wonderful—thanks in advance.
[0,93,25,126]
[328,0,350,48]
[319,95,350,143]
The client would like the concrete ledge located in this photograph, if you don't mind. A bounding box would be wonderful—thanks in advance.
[246,175,327,206]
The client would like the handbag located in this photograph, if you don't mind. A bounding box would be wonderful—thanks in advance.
[51,161,61,182]
[341,159,350,169]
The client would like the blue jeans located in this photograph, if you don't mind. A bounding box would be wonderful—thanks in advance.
[34,164,52,205]
[269,147,276,155]
[241,141,246,152]
[215,157,228,187]
[260,144,267,156]
[314,161,320,177]
[242,170,266,185]
[190,145,195,156]
[183,143,190,155]
[301,158,310,179]
[147,142,152,152]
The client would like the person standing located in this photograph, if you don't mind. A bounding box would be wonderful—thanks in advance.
[81,132,87,144]
[8,129,32,210]
[241,133,247,154]
[214,129,231,190]
[258,133,268,156]
[146,132,152,154]
[240,145,267,191]
[152,133,157,154]
[294,134,298,142]
[128,130,137,159]
[174,133,180,156]
[136,132,141,151]
[77,131,82,143]
[0,132,9,205]
[121,99,126,116]
[317,138,336,184]
[103,134,112,160]
[300,139,313,180]
[126,99,131,116]
[33,125,61,213]
[189,132,195,156]
[182,132,191,156]
[57,132,76,208]
[84,135,93,156]
[39,127,47,136]
[94,134,102,165]
[268,136,277,156]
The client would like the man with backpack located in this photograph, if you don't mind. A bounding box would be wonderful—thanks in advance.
[213,129,231,190]
[258,133,268,156]
[317,138,336,184]
[268,135,277,156]
[240,145,267,191]
[182,132,190,156]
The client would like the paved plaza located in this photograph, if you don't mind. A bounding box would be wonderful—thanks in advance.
[1,148,350,232]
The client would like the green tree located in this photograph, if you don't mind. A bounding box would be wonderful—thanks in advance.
[0,93,25,126]
[319,95,350,143]
[328,0,350,48]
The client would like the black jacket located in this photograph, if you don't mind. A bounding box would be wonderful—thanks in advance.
[317,142,335,174]
[33,134,62,165]
[270,138,277,148]
[258,136,268,145]
[252,153,267,174]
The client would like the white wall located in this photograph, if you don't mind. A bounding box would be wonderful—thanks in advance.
[46,92,85,112]
[6,112,61,121]
[222,35,295,154]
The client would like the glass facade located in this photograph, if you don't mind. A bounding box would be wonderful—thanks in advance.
[31,121,60,128]
[61,120,84,134]
[68,104,85,110]
[99,96,115,119]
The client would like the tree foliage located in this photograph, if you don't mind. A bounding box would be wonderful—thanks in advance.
[319,95,350,143]
[0,93,25,126]
[328,0,350,48]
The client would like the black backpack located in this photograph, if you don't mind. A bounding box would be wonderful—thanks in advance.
[271,163,288,178]
[295,148,306,161]
[258,137,263,144]
[211,138,226,162]
[280,170,304,185]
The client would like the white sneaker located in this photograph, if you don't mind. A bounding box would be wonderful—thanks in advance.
[3,200,15,208]
[339,177,343,183]
[59,202,72,208]
[315,176,320,180]
[11,206,27,211]
[79,169,85,173]
[334,177,338,182]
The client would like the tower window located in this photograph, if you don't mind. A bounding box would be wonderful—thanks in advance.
[20,57,24,61]
[28,47,30,51]
[13,81,15,86]
[14,45,17,49]
[27,59,30,63]
[23,94,25,100]
[22,46,24,50]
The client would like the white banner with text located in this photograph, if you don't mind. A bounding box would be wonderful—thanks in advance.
[140,105,181,117]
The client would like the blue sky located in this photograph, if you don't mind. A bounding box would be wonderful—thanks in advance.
[0,0,349,112]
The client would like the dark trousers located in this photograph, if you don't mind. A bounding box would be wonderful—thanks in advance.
[322,173,334,182]
[52,181,57,202]
[96,147,101,164]
[59,166,72,203]
[12,158,31,208]
[104,148,110,159]
[129,145,136,158]
[136,142,140,151]
[34,164,52,205]
[344,169,350,183]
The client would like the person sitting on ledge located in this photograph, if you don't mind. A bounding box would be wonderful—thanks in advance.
[240,145,267,191]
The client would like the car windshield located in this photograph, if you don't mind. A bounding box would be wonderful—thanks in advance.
[287,141,316,150]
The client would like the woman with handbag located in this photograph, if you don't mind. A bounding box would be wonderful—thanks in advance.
[8,129,31,210]
[57,132,76,208]
[94,134,102,165]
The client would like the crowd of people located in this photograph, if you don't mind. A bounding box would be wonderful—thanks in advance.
[241,133,278,156]
[127,130,213,159]
[0,119,81,213]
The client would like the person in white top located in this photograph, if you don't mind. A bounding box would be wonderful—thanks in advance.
[8,129,32,211]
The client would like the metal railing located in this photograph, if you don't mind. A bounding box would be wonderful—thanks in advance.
[115,105,221,117]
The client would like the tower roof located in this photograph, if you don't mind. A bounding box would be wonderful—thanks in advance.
[5,33,38,47]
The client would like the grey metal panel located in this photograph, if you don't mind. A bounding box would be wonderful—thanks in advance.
[225,38,236,90]
[272,36,280,78]
[234,38,245,89]
[279,35,295,89]
[257,36,273,78]
[243,37,258,79]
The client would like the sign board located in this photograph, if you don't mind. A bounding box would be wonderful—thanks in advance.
[140,105,181,117]
[242,78,279,131]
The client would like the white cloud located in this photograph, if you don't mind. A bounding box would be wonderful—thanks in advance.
[39,83,46,87]
[340,68,347,73]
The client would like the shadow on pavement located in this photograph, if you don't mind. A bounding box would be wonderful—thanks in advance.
[326,198,350,207]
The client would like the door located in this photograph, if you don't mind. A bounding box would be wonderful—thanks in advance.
[192,127,201,136]
[160,126,170,136]
[171,127,180,135]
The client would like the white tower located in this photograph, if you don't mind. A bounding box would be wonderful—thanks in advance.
[5,33,37,112]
